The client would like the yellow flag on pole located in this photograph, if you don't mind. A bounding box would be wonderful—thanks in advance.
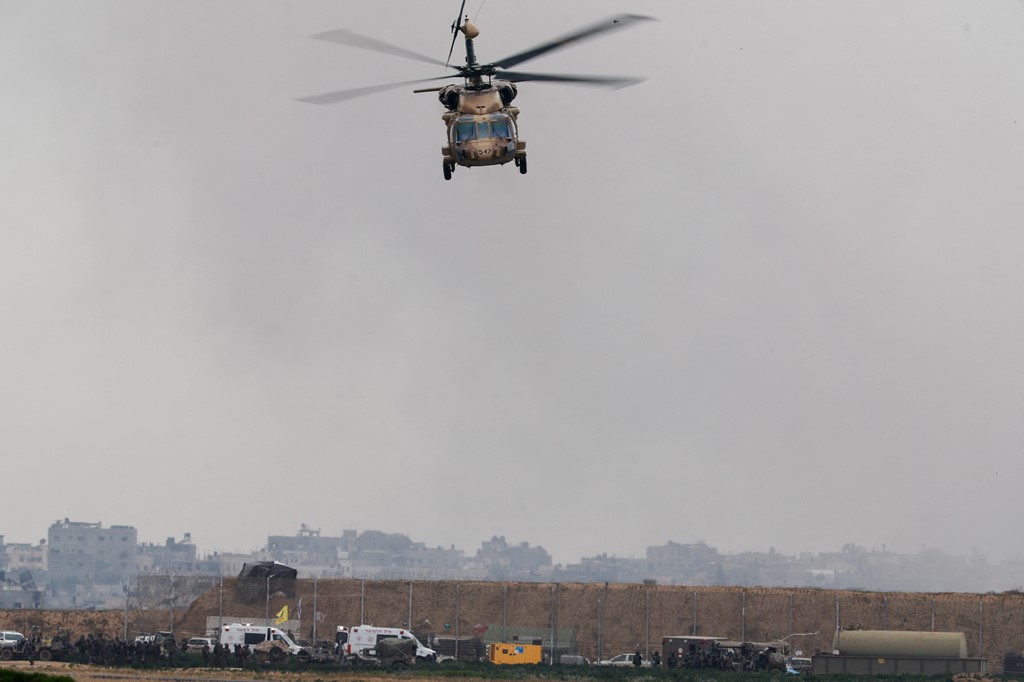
[275,605,288,624]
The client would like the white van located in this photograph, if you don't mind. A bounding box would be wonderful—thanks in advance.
[219,624,304,657]
[345,625,436,662]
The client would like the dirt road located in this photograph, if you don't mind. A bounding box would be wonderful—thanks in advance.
[0,661,505,682]
[1,660,330,681]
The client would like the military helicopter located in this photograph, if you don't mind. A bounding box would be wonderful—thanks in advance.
[298,3,653,180]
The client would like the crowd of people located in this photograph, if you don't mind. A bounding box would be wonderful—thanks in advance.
[6,632,273,668]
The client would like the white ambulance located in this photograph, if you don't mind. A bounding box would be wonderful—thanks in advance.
[344,625,436,663]
[219,623,305,659]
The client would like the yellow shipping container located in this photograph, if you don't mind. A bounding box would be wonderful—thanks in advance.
[488,642,543,665]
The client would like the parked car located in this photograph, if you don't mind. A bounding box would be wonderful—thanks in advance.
[598,652,648,667]
[186,637,216,651]
[0,631,26,660]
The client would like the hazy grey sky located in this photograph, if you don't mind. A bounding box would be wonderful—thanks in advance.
[2,1,1023,566]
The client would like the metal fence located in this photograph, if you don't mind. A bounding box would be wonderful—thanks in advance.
[169,578,1024,671]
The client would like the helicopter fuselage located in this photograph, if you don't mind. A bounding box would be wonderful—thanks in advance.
[439,82,526,173]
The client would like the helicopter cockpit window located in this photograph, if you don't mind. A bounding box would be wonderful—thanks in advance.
[455,116,512,143]
[455,120,476,142]
[475,120,494,139]
[490,117,512,139]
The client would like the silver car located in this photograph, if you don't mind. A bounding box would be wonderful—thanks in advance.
[186,637,216,651]
[598,652,647,667]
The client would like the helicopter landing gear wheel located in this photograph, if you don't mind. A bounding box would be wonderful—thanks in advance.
[518,155,527,175]
[443,162,452,181]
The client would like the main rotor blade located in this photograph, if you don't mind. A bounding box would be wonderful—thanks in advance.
[312,28,454,70]
[297,75,453,105]
[498,70,645,89]
[446,0,468,69]
[493,14,656,70]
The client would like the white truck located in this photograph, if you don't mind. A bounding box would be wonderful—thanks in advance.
[343,625,437,663]
[218,623,309,662]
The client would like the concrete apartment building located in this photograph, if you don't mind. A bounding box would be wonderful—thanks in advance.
[47,519,137,593]
[0,535,45,608]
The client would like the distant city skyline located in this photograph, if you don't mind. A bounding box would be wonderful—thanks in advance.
[1,516,1005,567]
[6,515,1024,612]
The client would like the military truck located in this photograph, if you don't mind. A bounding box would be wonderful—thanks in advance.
[31,626,73,662]
[661,636,728,669]
[376,637,418,666]
[433,636,487,662]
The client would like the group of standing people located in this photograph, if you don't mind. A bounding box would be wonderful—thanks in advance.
[631,649,662,667]
[205,642,254,667]
[11,638,36,665]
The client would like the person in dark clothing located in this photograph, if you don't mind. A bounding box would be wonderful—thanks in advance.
[633,650,643,667]
[652,650,661,667]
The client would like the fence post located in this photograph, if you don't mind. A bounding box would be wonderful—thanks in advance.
[551,584,558,665]
[407,580,413,631]
[218,575,224,633]
[645,586,651,658]
[599,582,608,661]
[123,582,129,641]
[692,591,697,636]
[312,577,318,642]
[788,594,794,645]
[979,599,983,658]
[741,590,746,642]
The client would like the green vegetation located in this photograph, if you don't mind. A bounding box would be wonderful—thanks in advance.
[0,670,75,682]
[255,663,958,682]
[0,660,964,682]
